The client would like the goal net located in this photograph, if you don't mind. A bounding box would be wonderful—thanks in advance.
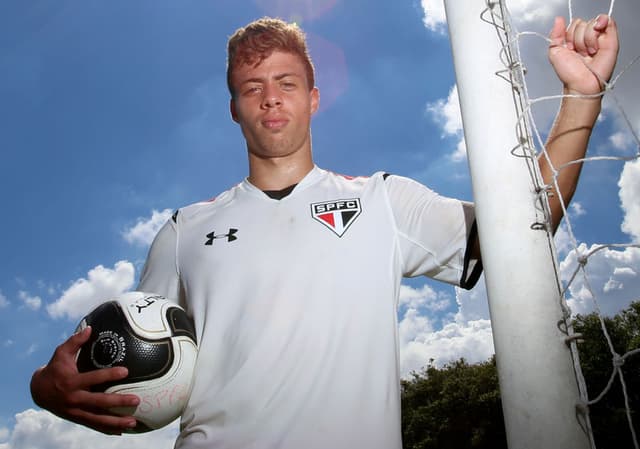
[444,0,639,448]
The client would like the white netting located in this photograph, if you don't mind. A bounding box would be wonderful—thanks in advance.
[488,0,640,446]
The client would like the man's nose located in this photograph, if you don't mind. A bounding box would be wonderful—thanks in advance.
[261,84,282,108]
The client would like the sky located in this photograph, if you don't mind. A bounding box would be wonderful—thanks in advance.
[0,0,638,447]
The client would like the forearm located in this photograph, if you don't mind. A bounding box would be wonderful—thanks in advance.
[538,91,602,232]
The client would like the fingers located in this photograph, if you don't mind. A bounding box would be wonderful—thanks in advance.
[70,389,140,415]
[66,405,138,435]
[565,15,614,57]
[593,14,610,32]
[59,388,140,434]
[566,18,587,55]
[75,365,129,390]
[549,16,566,48]
[54,325,92,360]
[32,327,143,435]
[52,325,131,388]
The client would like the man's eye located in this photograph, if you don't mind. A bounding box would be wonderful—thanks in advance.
[244,86,262,95]
[281,82,296,90]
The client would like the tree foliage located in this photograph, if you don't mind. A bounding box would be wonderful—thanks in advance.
[400,301,640,449]
[401,357,507,449]
[572,301,640,448]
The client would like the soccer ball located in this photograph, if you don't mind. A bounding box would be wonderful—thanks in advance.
[75,291,198,433]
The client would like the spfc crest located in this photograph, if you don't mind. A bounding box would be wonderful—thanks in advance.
[311,198,362,237]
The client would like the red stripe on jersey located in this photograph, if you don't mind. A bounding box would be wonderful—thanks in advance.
[318,213,335,227]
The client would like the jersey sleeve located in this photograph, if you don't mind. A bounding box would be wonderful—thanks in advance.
[136,214,182,304]
[384,174,482,289]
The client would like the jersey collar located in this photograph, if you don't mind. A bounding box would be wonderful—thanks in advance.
[241,165,325,200]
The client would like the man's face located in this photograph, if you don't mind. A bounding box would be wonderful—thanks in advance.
[230,50,319,160]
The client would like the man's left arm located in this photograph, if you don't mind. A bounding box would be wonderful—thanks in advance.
[465,15,619,264]
[540,14,619,232]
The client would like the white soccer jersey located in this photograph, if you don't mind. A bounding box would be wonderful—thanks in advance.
[138,166,479,449]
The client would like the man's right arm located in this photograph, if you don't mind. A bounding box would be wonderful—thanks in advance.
[30,216,181,434]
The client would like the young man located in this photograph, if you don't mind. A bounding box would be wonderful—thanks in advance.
[31,15,618,449]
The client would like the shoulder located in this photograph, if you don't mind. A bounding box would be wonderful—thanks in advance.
[320,168,390,189]
[380,173,440,198]
[171,184,241,224]
[316,169,439,200]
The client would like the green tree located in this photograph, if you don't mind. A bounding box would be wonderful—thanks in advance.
[401,357,507,449]
[400,302,640,448]
[572,301,640,448]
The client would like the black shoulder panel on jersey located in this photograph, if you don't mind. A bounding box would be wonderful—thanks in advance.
[172,210,179,223]
[459,220,483,290]
[383,173,392,180]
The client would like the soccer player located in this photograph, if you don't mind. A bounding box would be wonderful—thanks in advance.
[31,13,619,448]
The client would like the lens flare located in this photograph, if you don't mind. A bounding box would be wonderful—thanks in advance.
[254,0,338,22]
[307,33,348,113]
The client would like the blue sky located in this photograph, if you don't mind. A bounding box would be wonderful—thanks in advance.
[0,0,638,447]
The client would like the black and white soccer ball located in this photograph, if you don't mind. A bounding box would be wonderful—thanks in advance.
[75,291,198,433]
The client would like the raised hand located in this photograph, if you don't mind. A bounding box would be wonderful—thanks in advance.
[548,15,619,96]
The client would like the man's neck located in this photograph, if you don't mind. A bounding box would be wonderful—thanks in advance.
[247,154,314,191]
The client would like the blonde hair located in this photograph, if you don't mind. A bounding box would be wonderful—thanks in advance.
[227,17,315,96]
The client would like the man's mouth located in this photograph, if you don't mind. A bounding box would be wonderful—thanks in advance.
[262,117,289,130]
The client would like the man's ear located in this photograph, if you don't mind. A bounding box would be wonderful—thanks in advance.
[230,98,239,123]
[310,87,320,115]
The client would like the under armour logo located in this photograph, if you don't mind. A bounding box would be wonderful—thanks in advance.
[205,228,238,245]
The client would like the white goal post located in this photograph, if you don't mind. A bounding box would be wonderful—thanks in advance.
[443,1,591,448]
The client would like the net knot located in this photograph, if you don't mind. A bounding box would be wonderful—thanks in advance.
[575,400,589,416]
[612,353,624,368]
[565,333,584,346]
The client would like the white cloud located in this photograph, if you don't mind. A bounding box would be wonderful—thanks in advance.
[37,280,58,296]
[420,0,447,33]
[609,130,634,151]
[398,284,441,354]
[426,85,467,162]
[398,283,450,311]
[401,317,495,376]
[18,291,41,311]
[123,209,173,247]
[427,85,461,136]
[420,0,564,34]
[507,0,566,25]
[569,201,586,217]
[46,261,135,321]
[25,344,38,357]
[398,281,495,377]
[0,291,9,308]
[554,221,575,256]
[619,159,640,242]
[450,138,467,163]
[454,276,491,324]
[554,202,588,257]
[560,243,640,317]
[0,409,178,449]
